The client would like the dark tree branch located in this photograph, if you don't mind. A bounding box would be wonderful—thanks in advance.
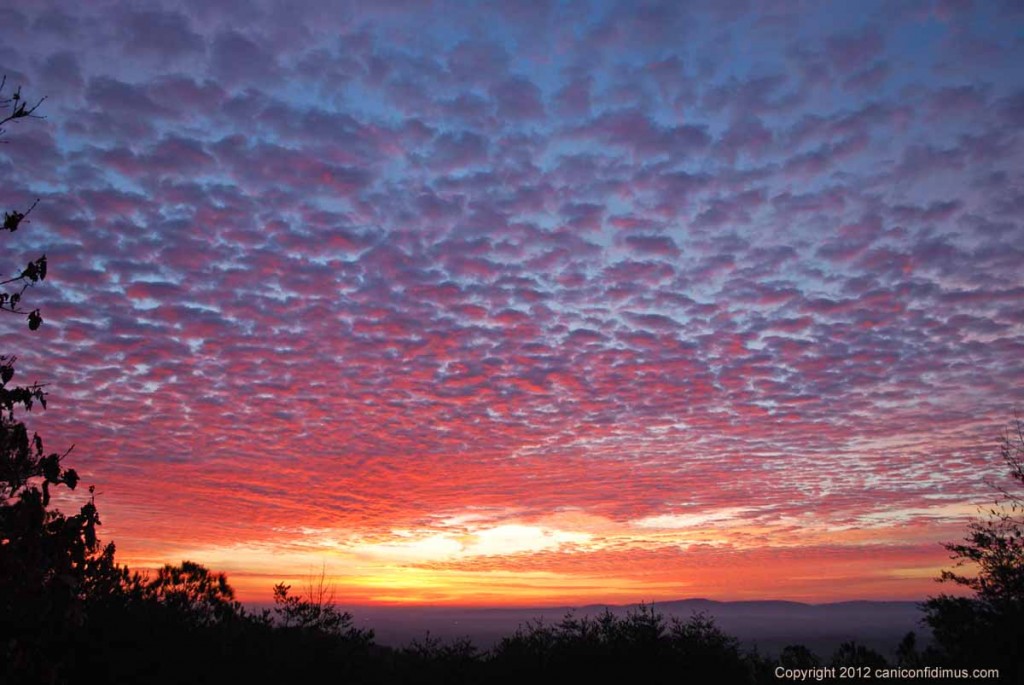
[0,76,46,136]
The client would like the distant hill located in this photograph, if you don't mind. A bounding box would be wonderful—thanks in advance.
[319,599,928,660]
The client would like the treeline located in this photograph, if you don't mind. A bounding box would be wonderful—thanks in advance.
[0,556,993,685]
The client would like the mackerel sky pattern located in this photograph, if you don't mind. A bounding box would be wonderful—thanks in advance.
[1,0,1023,603]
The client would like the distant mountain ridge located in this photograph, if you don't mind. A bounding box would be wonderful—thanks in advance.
[304,598,928,659]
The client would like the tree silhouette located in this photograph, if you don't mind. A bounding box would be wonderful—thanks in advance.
[146,560,246,627]
[0,78,112,684]
[923,416,1024,676]
[272,566,372,642]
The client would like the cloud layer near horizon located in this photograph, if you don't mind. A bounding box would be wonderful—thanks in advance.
[2,0,1023,603]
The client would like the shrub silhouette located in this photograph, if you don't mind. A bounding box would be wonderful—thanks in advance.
[399,633,483,685]
[829,640,887,668]
[779,643,820,668]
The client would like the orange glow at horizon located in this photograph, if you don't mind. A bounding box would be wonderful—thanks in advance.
[108,502,977,606]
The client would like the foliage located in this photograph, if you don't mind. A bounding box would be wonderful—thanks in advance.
[923,417,1024,676]
[1,75,47,330]
[146,560,246,627]
[0,78,109,685]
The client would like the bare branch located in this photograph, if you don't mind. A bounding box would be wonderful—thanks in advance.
[0,79,46,133]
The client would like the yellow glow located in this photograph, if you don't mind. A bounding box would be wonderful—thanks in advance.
[351,522,593,563]
[113,504,974,605]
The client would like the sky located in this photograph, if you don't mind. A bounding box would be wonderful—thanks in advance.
[1,0,1023,606]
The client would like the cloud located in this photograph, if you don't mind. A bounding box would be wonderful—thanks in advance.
[4,0,1023,604]
[621,234,681,258]
[572,108,710,157]
[119,9,205,61]
[490,76,545,120]
[210,30,280,85]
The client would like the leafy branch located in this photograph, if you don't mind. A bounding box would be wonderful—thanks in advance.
[1,73,47,330]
